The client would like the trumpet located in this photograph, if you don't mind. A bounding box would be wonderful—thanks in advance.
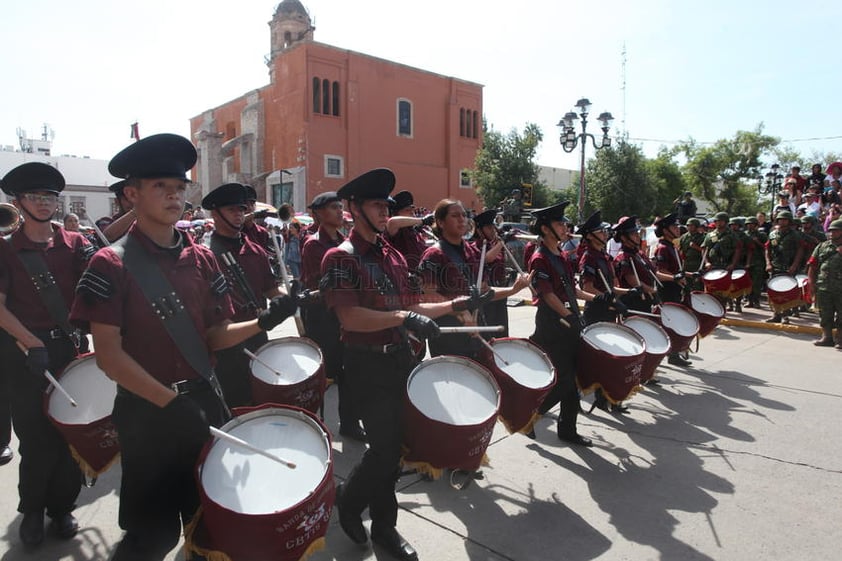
[0,203,21,235]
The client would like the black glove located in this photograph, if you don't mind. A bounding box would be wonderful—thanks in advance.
[25,346,50,377]
[451,286,494,312]
[163,394,210,446]
[403,312,441,339]
[612,299,629,316]
[673,272,685,281]
[421,214,435,227]
[628,286,643,297]
[562,315,583,333]
[258,289,299,331]
[297,288,320,304]
[593,291,614,304]
[689,271,702,279]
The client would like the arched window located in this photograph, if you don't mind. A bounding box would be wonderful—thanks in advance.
[284,31,292,48]
[459,108,465,137]
[312,77,320,113]
[332,81,340,116]
[472,111,479,139]
[397,99,412,137]
[322,79,330,114]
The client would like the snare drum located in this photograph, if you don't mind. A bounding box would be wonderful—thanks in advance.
[688,291,725,338]
[402,356,500,477]
[796,274,812,305]
[766,275,802,313]
[702,269,730,295]
[477,338,556,435]
[250,337,325,414]
[658,303,700,352]
[576,322,646,404]
[622,317,671,384]
[729,269,752,298]
[193,405,334,561]
[46,353,120,477]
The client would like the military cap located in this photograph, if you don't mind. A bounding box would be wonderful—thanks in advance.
[0,162,65,196]
[728,217,744,226]
[473,209,498,229]
[337,168,396,202]
[390,190,414,211]
[800,215,817,224]
[108,179,128,195]
[828,219,842,231]
[745,217,759,225]
[654,213,679,229]
[713,211,729,222]
[775,210,793,221]
[244,185,257,202]
[530,201,571,226]
[108,133,196,181]
[202,183,249,210]
[577,210,610,235]
[613,215,638,235]
[686,217,702,227]
[309,191,340,210]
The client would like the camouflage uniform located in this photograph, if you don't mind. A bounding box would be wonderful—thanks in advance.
[679,220,706,295]
[744,219,767,306]
[766,227,803,275]
[808,229,842,345]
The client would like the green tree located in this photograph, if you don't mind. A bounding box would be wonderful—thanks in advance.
[584,139,656,223]
[471,121,548,212]
[646,148,688,218]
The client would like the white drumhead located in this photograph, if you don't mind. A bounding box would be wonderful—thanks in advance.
[768,275,797,291]
[490,339,554,389]
[251,338,322,386]
[660,304,700,336]
[407,357,499,425]
[623,317,671,354]
[201,408,330,515]
[703,269,728,281]
[48,355,116,424]
[731,269,747,279]
[581,323,645,357]
[795,274,808,287]
[690,292,725,318]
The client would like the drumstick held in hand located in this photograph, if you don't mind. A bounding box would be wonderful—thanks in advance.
[209,427,297,469]
[243,349,284,378]
[476,337,510,366]
[438,325,504,334]
[16,342,77,407]
[626,309,661,319]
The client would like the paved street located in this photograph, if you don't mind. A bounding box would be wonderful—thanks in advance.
[0,301,840,561]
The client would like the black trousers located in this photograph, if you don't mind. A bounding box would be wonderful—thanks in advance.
[110,385,227,561]
[1,333,81,515]
[0,331,11,447]
[481,299,509,339]
[304,303,357,425]
[340,346,416,532]
[531,305,580,435]
[428,313,482,359]
[214,331,268,408]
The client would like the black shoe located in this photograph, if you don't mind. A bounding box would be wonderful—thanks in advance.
[371,527,418,561]
[813,337,835,347]
[335,483,367,545]
[765,315,782,323]
[19,511,45,546]
[611,402,630,414]
[339,424,368,443]
[0,445,12,466]
[50,512,79,539]
[558,431,593,447]
[524,429,536,440]
[643,377,661,386]
[667,354,692,367]
[734,302,742,313]
[592,394,610,412]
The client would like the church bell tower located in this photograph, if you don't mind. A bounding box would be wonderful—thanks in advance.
[268,0,315,81]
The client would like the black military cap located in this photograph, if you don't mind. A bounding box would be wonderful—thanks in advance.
[202,183,249,210]
[337,168,396,202]
[309,191,340,210]
[108,133,196,181]
[530,201,571,226]
[577,210,610,235]
[108,179,127,195]
[612,215,639,241]
[391,190,415,211]
[654,213,678,229]
[0,162,65,196]
[473,209,498,229]
[244,185,257,202]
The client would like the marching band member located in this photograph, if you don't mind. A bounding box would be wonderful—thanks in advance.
[613,216,658,312]
[528,202,602,446]
[201,182,281,408]
[385,190,433,272]
[653,213,687,304]
[472,208,511,337]
[322,169,486,561]
[702,212,743,317]
[242,184,273,252]
[101,180,136,243]
[0,162,94,546]
[744,217,768,308]
[679,217,706,296]
[70,134,297,561]
[764,210,803,323]
[807,219,842,347]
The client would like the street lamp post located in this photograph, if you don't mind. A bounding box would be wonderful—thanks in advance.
[759,163,783,218]
[558,98,613,220]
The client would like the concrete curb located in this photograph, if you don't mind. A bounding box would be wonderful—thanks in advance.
[720,317,823,335]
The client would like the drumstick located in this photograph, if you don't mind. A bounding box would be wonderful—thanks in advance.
[438,325,504,333]
[476,337,510,366]
[16,342,77,407]
[597,268,615,295]
[502,243,538,297]
[626,309,661,319]
[270,227,305,335]
[209,427,297,469]
[698,248,709,273]
[90,219,110,247]
[473,240,488,323]
[243,348,284,377]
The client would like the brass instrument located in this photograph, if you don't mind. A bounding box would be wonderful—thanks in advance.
[0,203,21,235]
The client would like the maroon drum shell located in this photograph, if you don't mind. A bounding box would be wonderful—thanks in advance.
[729,269,752,298]
[657,303,700,352]
[402,356,500,472]
[45,353,120,475]
[688,291,725,338]
[621,317,671,384]
[796,274,812,306]
[576,322,646,404]
[250,337,326,414]
[766,275,803,313]
[477,338,556,434]
[702,269,731,295]
[196,405,334,561]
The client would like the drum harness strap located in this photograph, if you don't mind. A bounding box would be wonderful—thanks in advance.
[208,234,263,314]
[434,239,474,289]
[3,235,82,351]
[110,235,231,418]
[537,245,581,324]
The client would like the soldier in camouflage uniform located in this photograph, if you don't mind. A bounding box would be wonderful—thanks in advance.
[764,210,805,323]
[743,217,768,308]
[679,217,706,296]
[806,219,842,347]
[799,215,826,273]
[702,212,742,311]
[727,217,751,312]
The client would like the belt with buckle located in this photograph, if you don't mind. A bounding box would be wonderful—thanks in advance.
[170,378,211,395]
[32,327,68,340]
[346,342,409,355]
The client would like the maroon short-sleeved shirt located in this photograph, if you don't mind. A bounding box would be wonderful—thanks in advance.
[471,240,508,287]
[528,246,576,306]
[243,222,272,252]
[207,233,276,322]
[0,225,93,329]
[654,239,681,275]
[614,247,657,289]
[578,247,615,292]
[386,226,428,272]
[321,229,420,346]
[418,239,481,298]
[301,226,344,291]
[70,225,235,385]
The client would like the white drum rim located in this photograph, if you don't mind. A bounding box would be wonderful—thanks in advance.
[703,269,728,280]
[660,304,700,336]
[250,336,323,386]
[47,354,117,425]
[489,338,556,389]
[731,269,747,278]
[580,322,646,357]
[767,275,797,290]
[622,317,671,355]
[407,356,501,425]
[689,292,725,318]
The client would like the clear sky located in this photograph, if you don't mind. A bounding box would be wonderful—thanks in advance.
[1,0,839,174]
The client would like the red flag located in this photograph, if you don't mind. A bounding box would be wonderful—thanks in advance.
[130,122,140,141]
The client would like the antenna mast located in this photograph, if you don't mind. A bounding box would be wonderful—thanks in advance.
[620,43,627,138]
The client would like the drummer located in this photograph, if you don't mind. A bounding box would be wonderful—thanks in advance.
[472,208,512,338]
[321,168,491,560]
[701,212,742,313]
[653,213,688,304]
[678,217,706,296]
[744,217,768,308]
[384,190,434,272]
[726,217,751,312]
[70,134,298,561]
[201,182,282,408]
[764,210,804,323]
[528,202,602,446]
[613,216,659,313]
[806,218,842,347]
[242,185,273,253]
[0,162,93,546]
